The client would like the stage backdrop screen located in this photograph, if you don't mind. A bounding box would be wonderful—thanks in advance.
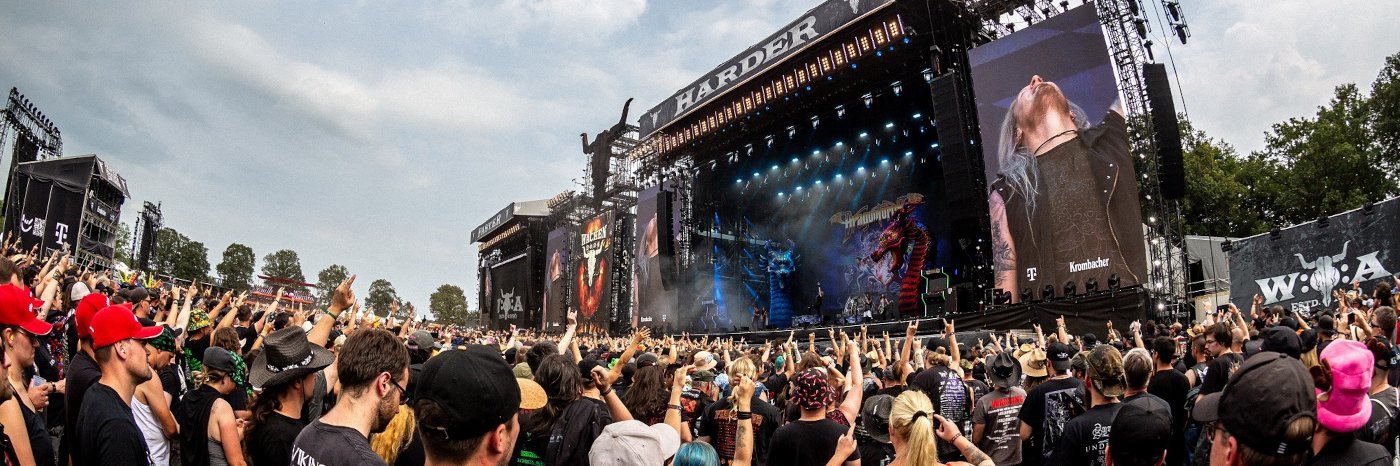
[969,4,1147,303]
[490,255,538,330]
[574,211,614,331]
[634,184,676,329]
[1229,199,1398,313]
[544,227,569,331]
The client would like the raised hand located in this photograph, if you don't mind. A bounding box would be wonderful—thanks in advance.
[832,421,857,461]
[331,275,357,312]
[567,309,578,326]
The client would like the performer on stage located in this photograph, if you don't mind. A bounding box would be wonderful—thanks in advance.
[814,281,824,314]
[989,75,1147,301]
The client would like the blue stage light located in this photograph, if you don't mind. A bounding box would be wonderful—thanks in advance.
[885,122,895,129]
[796,186,803,191]
[835,174,843,179]
[753,172,759,178]
[931,142,940,149]
[904,151,913,157]
[771,165,779,171]
[881,159,889,164]
[835,141,844,147]
[913,113,922,119]
[857,166,866,172]
[777,192,784,196]
[791,157,798,164]
[736,179,742,184]
[815,180,822,185]
[859,132,868,138]
[812,150,820,156]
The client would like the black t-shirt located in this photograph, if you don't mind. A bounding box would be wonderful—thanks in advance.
[1017,376,1085,466]
[768,419,859,466]
[1311,433,1391,466]
[857,440,895,466]
[1049,402,1122,466]
[875,385,905,398]
[1200,352,1243,396]
[290,419,387,466]
[236,326,258,354]
[910,365,971,462]
[60,351,102,463]
[697,395,782,465]
[73,383,151,466]
[246,411,306,466]
[1148,368,1191,465]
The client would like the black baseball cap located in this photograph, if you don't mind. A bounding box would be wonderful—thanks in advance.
[416,346,523,439]
[1109,401,1171,463]
[1192,352,1316,455]
[1046,342,1075,372]
[1260,326,1302,359]
[925,336,950,353]
[1316,315,1337,335]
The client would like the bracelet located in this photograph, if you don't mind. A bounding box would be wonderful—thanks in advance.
[736,411,753,420]
[667,404,683,411]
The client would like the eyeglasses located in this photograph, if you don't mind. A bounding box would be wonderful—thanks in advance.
[388,375,409,405]
[1205,339,1217,345]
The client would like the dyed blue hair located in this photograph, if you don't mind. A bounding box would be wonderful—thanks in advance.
[673,441,720,466]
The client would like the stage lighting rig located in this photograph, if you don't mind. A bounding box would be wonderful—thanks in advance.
[1085,278,1098,293]
[1064,281,1077,297]
[1043,284,1056,301]
[891,80,903,96]
[861,92,874,108]
[1021,288,1033,303]
[1108,273,1121,290]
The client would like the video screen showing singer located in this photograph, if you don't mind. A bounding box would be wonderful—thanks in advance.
[989,75,1147,301]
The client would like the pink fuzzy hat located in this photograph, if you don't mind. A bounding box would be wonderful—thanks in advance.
[1317,339,1374,433]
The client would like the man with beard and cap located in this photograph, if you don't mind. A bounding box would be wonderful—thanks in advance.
[1018,341,1084,466]
[72,305,164,465]
[291,328,410,466]
[972,352,1026,466]
[1051,345,1125,465]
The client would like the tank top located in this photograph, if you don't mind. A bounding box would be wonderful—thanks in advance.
[12,392,53,466]
[208,438,229,466]
[132,397,170,466]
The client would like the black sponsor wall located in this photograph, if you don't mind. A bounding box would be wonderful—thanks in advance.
[1229,198,1399,313]
[4,171,85,254]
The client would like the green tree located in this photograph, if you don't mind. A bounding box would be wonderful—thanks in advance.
[171,239,210,281]
[429,284,471,326]
[365,278,398,317]
[1179,117,1272,237]
[113,222,133,268]
[315,264,351,307]
[215,243,256,292]
[261,249,307,292]
[152,227,189,276]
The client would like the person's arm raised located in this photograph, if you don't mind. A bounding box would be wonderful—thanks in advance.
[664,365,695,441]
[309,276,355,347]
[732,375,756,466]
[557,309,578,354]
[838,340,863,423]
[824,422,857,466]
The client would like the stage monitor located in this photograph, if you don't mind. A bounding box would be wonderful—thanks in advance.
[634,184,677,330]
[543,227,570,331]
[574,210,615,332]
[969,4,1148,303]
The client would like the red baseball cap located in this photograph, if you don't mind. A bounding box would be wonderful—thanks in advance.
[0,285,52,336]
[89,305,162,349]
[75,293,109,339]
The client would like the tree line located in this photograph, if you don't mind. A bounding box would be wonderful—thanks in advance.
[112,227,476,325]
[1179,51,1400,237]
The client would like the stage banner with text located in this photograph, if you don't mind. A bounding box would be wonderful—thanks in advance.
[574,211,614,331]
[1229,198,1399,313]
[491,255,538,331]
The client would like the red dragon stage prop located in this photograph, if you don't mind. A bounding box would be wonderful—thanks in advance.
[870,201,930,317]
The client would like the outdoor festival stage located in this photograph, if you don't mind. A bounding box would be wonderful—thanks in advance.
[474,0,1179,335]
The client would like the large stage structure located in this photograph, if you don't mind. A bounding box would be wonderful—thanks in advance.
[2,155,129,268]
[474,0,1192,334]
[473,199,552,331]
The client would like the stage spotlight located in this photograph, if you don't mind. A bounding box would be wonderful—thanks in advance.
[1043,284,1056,300]
[791,157,799,164]
[856,166,865,172]
[752,172,759,178]
[904,151,913,157]
[1085,278,1098,293]
[834,174,842,180]
[880,159,889,165]
[931,142,940,149]
[787,126,797,138]
[796,186,803,191]
[1108,273,1121,289]
[835,105,847,118]
[922,68,935,82]
[811,115,820,128]
[861,92,874,108]
[1064,281,1077,297]
[912,113,922,119]
[777,191,784,196]
[812,149,820,156]
[771,165,779,171]
[815,180,822,185]
[1363,201,1376,215]
[1021,288,1033,303]
[735,179,742,184]
[885,122,895,129]
[766,135,775,147]
[746,144,754,156]
[859,131,869,138]
[1269,226,1281,240]
[994,290,1011,305]
[891,81,903,96]
[835,141,844,147]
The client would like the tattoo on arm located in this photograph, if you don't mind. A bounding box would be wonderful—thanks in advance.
[737,421,751,454]
[963,443,993,466]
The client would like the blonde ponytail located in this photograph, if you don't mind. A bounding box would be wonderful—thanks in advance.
[890,390,940,465]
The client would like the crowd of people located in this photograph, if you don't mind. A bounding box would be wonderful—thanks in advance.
[0,243,1398,465]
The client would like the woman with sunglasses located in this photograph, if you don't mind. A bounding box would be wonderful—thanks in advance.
[0,283,58,466]
[175,347,247,466]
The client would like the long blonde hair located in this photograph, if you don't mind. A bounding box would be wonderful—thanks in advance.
[370,405,416,464]
[890,390,939,465]
[727,357,757,406]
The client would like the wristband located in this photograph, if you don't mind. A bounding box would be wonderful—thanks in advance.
[736,411,753,420]
[667,404,683,411]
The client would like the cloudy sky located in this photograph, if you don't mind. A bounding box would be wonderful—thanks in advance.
[1,0,1395,314]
